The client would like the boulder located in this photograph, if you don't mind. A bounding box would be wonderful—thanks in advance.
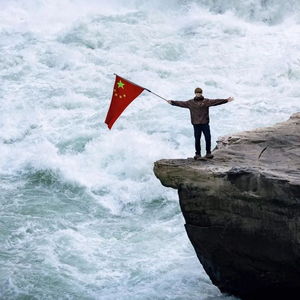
[153,113,300,299]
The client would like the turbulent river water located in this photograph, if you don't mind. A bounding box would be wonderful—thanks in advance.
[1,0,299,299]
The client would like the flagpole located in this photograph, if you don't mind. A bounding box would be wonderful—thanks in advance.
[145,89,168,101]
[113,73,168,102]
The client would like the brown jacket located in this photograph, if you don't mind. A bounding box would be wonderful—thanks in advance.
[171,96,228,124]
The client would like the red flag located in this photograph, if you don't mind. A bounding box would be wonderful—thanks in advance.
[104,75,145,129]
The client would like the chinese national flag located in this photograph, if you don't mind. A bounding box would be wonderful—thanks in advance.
[104,75,145,129]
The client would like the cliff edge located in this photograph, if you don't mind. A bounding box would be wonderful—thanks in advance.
[153,113,300,299]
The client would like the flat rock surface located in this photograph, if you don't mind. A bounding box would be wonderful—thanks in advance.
[155,112,300,187]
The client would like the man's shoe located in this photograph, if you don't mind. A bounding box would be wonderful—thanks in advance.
[194,154,201,160]
[205,152,214,159]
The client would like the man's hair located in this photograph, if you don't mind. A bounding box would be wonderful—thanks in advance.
[194,87,202,94]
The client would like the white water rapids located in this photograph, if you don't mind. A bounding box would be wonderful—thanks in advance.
[0,0,299,299]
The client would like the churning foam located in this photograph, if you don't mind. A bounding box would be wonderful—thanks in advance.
[0,0,299,299]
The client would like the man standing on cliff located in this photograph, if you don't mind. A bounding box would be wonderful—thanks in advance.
[167,88,234,160]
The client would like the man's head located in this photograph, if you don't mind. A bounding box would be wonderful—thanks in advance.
[194,87,203,97]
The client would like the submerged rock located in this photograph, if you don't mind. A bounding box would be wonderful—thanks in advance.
[153,113,300,299]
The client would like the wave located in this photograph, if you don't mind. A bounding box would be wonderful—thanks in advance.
[0,0,299,31]
[190,0,300,24]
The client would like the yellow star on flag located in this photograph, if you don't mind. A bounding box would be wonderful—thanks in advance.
[117,80,125,89]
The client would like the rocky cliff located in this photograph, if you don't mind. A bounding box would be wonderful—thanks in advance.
[153,113,300,299]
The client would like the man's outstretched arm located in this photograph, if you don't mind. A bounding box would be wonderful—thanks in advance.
[207,97,234,106]
[166,100,190,108]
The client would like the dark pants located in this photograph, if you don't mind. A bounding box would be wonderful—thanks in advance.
[193,124,211,155]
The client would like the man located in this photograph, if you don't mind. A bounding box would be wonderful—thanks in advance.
[167,88,234,160]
